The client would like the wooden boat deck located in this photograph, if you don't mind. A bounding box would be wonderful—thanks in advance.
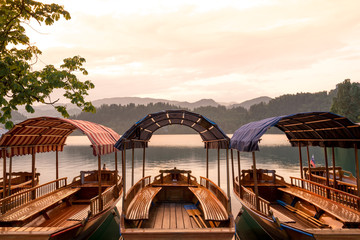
[0,187,80,223]
[279,186,360,223]
[140,202,203,229]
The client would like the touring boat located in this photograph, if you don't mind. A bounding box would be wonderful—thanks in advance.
[230,112,360,240]
[114,110,235,240]
[0,117,123,240]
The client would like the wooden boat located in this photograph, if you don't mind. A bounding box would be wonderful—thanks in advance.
[114,110,235,240]
[0,117,123,240]
[0,171,40,197]
[230,112,360,240]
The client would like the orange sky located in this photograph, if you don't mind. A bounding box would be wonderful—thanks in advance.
[28,0,360,103]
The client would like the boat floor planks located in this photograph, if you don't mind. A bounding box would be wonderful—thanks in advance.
[140,202,201,229]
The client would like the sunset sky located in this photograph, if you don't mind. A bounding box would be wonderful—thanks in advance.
[27,0,360,103]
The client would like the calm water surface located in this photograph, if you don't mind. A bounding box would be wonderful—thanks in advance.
[1,134,356,239]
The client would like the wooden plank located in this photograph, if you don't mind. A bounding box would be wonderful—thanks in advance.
[153,203,164,229]
[175,203,184,229]
[169,203,176,229]
[162,203,170,229]
[181,203,192,229]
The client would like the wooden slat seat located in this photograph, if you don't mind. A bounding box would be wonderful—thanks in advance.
[125,186,162,220]
[188,186,228,221]
[0,187,80,223]
[278,186,360,224]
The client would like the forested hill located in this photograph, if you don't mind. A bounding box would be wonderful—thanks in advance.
[73,90,336,134]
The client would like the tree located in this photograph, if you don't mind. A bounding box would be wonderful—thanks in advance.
[331,79,360,122]
[0,0,95,129]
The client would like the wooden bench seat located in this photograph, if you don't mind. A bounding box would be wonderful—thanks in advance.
[0,187,80,224]
[278,186,360,224]
[188,186,228,221]
[125,186,162,220]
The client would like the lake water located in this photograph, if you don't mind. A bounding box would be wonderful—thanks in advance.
[1,133,356,238]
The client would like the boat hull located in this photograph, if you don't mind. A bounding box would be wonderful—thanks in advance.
[238,199,360,240]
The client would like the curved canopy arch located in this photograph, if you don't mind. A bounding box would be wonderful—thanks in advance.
[0,117,120,157]
[114,110,230,150]
[230,112,360,152]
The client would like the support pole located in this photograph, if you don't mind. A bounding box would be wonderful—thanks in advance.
[298,145,304,180]
[231,149,235,190]
[206,142,209,179]
[324,147,330,198]
[332,147,337,189]
[2,149,7,198]
[237,150,242,197]
[306,146,312,181]
[131,142,134,187]
[218,145,220,187]
[122,145,127,213]
[8,153,12,196]
[98,154,103,211]
[56,149,59,189]
[354,145,360,197]
[252,152,259,211]
[226,146,231,204]
[115,151,118,187]
[142,142,146,178]
[31,147,36,200]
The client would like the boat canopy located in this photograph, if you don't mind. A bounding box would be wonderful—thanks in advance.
[0,117,120,157]
[230,112,360,152]
[115,110,230,150]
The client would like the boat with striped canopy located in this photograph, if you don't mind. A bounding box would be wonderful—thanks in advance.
[0,117,122,240]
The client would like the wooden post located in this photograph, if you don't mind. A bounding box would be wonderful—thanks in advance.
[226,147,231,206]
[98,154,103,211]
[31,147,36,199]
[2,149,7,198]
[231,149,234,190]
[324,147,330,198]
[332,147,337,189]
[252,152,259,211]
[56,149,59,189]
[298,145,304,188]
[142,142,146,178]
[354,145,360,197]
[298,145,304,180]
[237,150,242,197]
[218,145,220,187]
[115,151,118,187]
[122,144,127,213]
[206,142,209,179]
[306,146,312,181]
[8,153,12,196]
[131,142,134,187]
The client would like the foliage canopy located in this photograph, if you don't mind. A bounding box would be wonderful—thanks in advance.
[0,0,95,129]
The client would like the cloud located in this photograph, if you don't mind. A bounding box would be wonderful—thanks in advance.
[29,0,360,102]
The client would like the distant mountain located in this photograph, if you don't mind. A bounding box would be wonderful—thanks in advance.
[92,97,219,109]
[16,96,272,118]
[230,96,272,109]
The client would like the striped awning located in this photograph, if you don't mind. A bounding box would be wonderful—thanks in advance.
[0,117,120,157]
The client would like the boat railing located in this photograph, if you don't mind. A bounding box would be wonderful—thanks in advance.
[290,177,360,210]
[123,176,151,212]
[0,177,67,215]
[305,174,357,194]
[241,185,270,216]
[200,176,229,212]
[90,176,123,216]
